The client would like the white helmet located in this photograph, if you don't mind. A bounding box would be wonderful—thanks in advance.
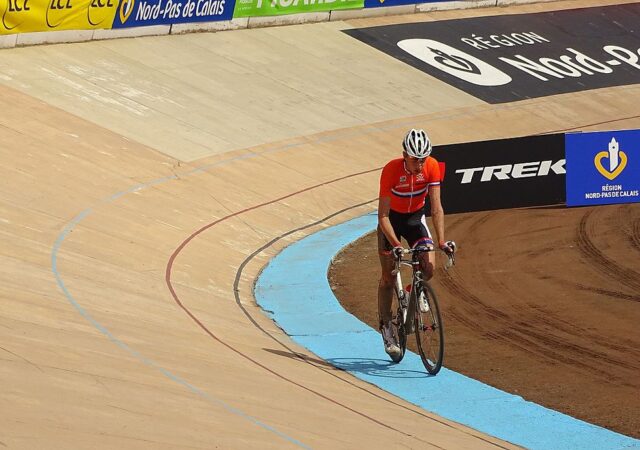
[403,129,432,158]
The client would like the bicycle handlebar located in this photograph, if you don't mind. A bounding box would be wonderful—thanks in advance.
[394,242,456,268]
[396,246,434,255]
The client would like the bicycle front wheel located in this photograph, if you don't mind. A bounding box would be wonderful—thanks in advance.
[414,283,444,375]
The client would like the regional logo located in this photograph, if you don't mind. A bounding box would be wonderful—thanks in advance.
[397,39,512,87]
[119,0,134,23]
[594,138,627,181]
[565,129,639,207]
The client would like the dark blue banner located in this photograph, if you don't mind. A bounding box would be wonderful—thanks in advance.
[345,4,640,103]
[566,129,640,206]
[113,0,234,27]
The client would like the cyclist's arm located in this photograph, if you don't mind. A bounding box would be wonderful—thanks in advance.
[429,185,446,247]
[378,196,402,248]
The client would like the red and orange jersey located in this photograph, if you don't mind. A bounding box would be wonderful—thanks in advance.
[379,157,441,213]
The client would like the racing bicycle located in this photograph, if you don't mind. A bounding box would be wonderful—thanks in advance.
[389,242,455,375]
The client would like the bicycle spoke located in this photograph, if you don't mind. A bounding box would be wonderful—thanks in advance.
[415,284,444,375]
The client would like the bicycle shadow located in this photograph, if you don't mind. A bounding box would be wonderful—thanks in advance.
[263,348,431,379]
[263,348,338,370]
[326,357,431,379]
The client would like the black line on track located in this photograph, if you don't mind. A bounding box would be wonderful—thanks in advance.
[232,201,516,450]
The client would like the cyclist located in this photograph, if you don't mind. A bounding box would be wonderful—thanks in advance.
[377,128,454,360]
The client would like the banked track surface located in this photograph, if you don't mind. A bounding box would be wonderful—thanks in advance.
[1,0,640,447]
[2,86,523,448]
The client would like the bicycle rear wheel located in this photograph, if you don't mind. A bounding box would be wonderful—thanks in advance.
[414,283,444,375]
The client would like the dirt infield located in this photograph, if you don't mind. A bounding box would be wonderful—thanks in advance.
[329,203,640,438]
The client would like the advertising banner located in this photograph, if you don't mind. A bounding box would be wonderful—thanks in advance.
[1,0,117,34]
[112,0,233,27]
[344,3,640,103]
[565,129,640,207]
[364,0,440,8]
[433,134,566,214]
[233,0,362,18]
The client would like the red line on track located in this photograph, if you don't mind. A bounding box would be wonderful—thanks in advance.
[164,167,417,434]
[165,114,640,434]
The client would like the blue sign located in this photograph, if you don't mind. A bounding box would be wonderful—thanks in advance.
[113,0,234,28]
[364,0,445,8]
[566,129,640,206]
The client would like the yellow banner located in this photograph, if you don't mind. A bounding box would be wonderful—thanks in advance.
[1,0,117,34]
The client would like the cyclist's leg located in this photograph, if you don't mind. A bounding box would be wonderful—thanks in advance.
[421,251,436,281]
[377,224,404,361]
[376,225,395,327]
[406,211,436,281]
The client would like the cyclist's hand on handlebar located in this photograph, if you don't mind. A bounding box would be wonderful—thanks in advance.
[440,241,456,269]
[392,246,404,258]
[439,240,456,256]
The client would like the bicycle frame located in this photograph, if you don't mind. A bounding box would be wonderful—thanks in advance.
[388,243,454,373]
[393,246,427,327]
[393,245,454,329]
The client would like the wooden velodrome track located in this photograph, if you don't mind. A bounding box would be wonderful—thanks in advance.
[1,0,639,447]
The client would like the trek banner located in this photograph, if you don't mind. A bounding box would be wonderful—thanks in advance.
[0,0,117,34]
[565,129,640,207]
[233,0,362,18]
[432,133,566,214]
[112,0,233,27]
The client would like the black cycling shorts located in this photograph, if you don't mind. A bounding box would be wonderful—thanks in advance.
[378,209,433,253]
